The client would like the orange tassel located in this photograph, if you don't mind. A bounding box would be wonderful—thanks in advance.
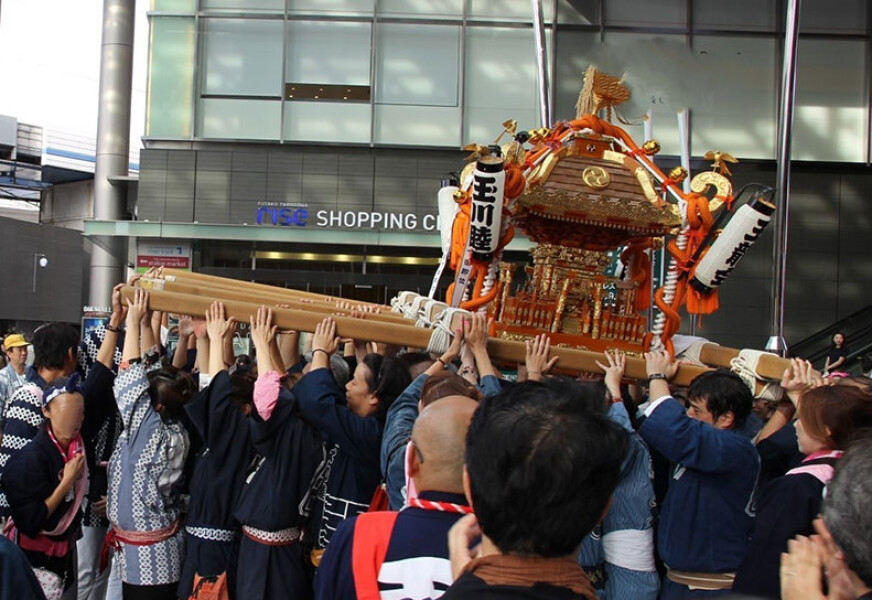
[686,287,719,315]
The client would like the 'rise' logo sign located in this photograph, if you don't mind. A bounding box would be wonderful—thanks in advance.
[256,207,308,227]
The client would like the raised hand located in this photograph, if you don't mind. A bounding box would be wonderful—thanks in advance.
[110,282,128,326]
[178,315,194,338]
[192,317,207,340]
[525,334,559,382]
[311,317,340,355]
[125,288,149,327]
[205,302,229,341]
[595,349,625,400]
[780,358,824,405]
[463,314,490,353]
[249,306,277,350]
[643,349,679,380]
[440,328,464,366]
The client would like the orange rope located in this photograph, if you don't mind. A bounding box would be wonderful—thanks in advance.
[620,239,653,312]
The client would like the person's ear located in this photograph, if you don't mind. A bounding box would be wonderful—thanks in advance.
[462,466,474,511]
[716,411,735,430]
[41,406,51,419]
[408,441,421,478]
[65,347,77,371]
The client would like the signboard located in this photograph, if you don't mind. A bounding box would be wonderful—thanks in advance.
[254,202,439,232]
[81,308,110,343]
[137,241,191,273]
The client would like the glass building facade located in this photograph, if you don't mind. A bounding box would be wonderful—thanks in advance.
[145,0,871,162]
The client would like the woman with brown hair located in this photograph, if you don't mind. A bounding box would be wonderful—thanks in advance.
[734,369,872,599]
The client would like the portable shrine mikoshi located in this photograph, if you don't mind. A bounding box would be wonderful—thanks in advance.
[142,68,792,395]
[381,66,788,394]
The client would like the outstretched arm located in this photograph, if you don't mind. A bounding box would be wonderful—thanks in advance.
[122,289,147,362]
[309,318,341,372]
[206,302,237,376]
[97,283,126,370]
[464,314,497,379]
[173,315,194,370]
[757,358,822,443]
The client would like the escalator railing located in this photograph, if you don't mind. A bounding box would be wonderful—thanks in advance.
[788,304,872,374]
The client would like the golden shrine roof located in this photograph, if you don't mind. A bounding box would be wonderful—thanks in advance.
[512,152,680,248]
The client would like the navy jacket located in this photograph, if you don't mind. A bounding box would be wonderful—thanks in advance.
[639,398,759,574]
[294,368,383,550]
[315,491,469,600]
[3,428,82,582]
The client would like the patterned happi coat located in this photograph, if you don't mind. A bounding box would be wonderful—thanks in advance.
[107,362,189,585]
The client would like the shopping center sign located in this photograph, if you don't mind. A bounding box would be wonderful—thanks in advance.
[255,203,438,232]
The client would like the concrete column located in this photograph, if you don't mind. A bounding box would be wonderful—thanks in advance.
[89,0,135,307]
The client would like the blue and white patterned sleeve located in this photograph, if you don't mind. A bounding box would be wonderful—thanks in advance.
[114,363,152,433]
[0,385,44,517]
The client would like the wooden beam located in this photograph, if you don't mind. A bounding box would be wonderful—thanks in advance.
[161,268,391,311]
[122,286,712,386]
[697,343,791,381]
[139,277,411,325]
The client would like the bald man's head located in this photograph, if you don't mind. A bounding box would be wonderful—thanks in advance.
[409,395,478,494]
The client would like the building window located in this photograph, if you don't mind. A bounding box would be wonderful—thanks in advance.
[198,98,282,139]
[285,20,371,88]
[463,25,550,143]
[375,23,460,107]
[146,17,196,138]
[794,39,866,162]
[377,0,462,20]
[200,0,284,12]
[201,18,284,97]
[374,23,461,146]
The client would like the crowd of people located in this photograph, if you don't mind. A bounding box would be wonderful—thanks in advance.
[0,276,871,600]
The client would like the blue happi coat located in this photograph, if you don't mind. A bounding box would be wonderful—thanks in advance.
[107,362,189,586]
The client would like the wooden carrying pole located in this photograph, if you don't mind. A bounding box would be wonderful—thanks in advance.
[697,343,791,381]
[139,277,411,325]
[122,286,712,387]
[161,268,391,311]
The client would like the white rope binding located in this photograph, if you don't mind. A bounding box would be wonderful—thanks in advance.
[650,199,689,350]
[425,307,470,355]
[408,295,429,325]
[391,291,418,314]
[730,349,784,401]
